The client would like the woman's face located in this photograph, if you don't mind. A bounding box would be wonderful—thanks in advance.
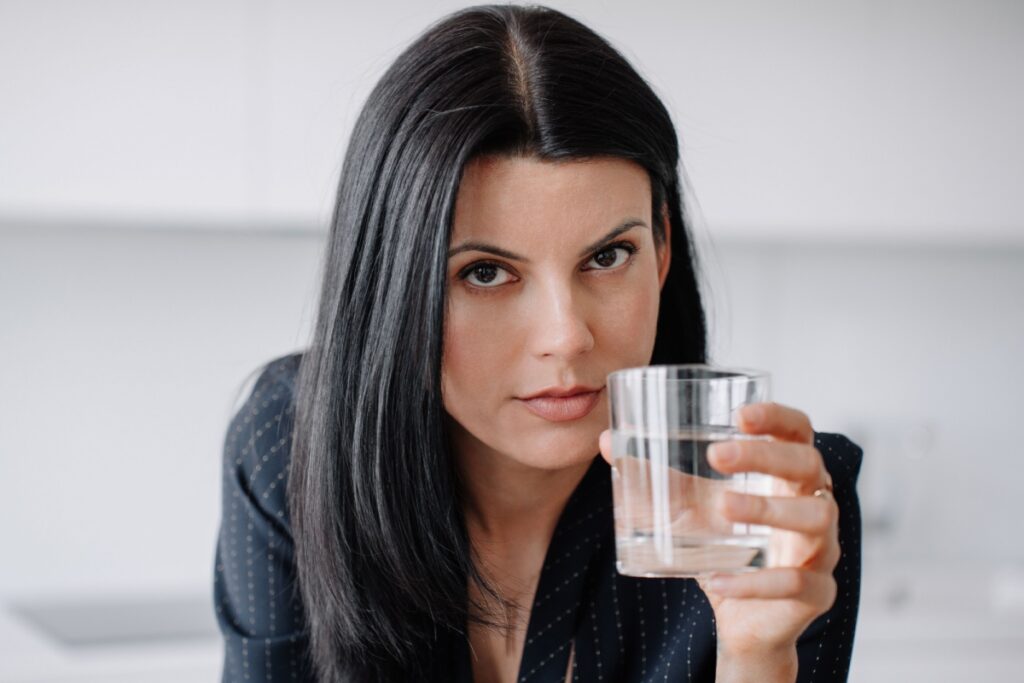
[442,155,671,472]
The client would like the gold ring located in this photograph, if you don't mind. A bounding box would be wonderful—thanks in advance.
[813,471,834,500]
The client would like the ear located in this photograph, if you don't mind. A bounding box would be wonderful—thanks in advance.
[656,203,672,289]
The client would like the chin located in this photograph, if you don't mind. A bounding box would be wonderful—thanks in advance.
[513,450,598,472]
[508,423,604,471]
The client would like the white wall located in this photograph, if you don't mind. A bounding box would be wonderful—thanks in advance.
[706,238,1024,563]
[0,225,324,596]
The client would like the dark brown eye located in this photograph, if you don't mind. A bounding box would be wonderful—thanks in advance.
[460,262,512,288]
[587,243,636,270]
[594,248,619,268]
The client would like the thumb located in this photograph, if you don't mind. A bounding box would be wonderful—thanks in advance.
[598,429,612,464]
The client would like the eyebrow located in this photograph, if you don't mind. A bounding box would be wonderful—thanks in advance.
[447,218,649,262]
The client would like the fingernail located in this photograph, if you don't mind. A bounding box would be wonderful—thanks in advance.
[708,575,734,595]
[710,442,737,465]
[742,404,764,425]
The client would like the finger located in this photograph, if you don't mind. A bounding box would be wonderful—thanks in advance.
[707,440,824,491]
[718,490,838,536]
[738,402,814,444]
[703,567,837,605]
[598,429,612,464]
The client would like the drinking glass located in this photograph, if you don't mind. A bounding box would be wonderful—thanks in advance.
[607,364,775,577]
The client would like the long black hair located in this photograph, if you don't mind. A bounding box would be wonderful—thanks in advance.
[287,4,707,680]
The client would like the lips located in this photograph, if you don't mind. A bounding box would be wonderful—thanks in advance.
[518,387,603,422]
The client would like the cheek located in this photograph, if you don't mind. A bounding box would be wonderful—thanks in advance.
[596,269,662,364]
[441,299,513,413]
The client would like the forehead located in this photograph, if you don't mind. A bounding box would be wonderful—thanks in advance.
[451,155,651,242]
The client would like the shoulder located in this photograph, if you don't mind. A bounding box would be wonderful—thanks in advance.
[221,351,305,532]
[215,351,316,673]
[227,351,303,420]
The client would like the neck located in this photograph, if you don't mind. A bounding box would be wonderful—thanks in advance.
[453,430,593,547]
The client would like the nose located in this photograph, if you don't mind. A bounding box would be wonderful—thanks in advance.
[527,278,595,359]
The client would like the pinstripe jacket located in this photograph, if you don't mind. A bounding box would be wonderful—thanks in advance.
[213,353,862,681]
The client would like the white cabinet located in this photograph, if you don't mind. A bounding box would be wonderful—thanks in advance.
[0,2,251,222]
[2,1,1022,243]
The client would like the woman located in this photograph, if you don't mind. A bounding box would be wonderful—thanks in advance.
[213,4,862,682]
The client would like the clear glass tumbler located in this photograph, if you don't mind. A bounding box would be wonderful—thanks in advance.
[607,364,774,577]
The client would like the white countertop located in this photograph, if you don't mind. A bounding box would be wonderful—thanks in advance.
[0,601,221,683]
[3,561,1023,683]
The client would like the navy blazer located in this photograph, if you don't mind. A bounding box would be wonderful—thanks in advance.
[213,353,863,681]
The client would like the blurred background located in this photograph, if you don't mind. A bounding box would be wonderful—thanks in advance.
[1,0,1022,681]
